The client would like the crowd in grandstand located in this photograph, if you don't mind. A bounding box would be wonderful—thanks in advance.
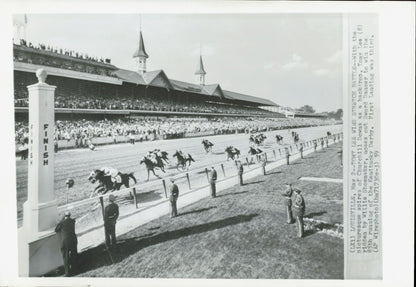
[17,39,113,66]
[15,117,340,148]
[15,40,116,78]
[14,93,277,116]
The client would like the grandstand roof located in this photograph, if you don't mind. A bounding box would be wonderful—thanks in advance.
[170,79,207,94]
[133,31,149,58]
[195,55,206,75]
[203,84,224,98]
[113,69,147,85]
[14,43,278,107]
[222,90,276,106]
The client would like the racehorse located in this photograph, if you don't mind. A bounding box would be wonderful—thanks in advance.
[225,146,240,160]
[275,135,283,145]
[248,146,263,155]
[152,149,170,164]
[202,139,214,153]
[140,156,166,181]
[250,133,267,145]
[293,134,299,144]
[173,150,195,171]
[88,169,137,196]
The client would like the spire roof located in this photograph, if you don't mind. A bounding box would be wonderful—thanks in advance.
[195,55,206,75]
[133,31,148,58]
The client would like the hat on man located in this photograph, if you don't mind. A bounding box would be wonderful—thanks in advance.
[109,194,115,202]
[64,210,71,217]
[294,188,302,194]
[170,177,175,183]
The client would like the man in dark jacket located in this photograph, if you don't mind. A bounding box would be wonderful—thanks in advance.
[281,184,295,224]
[293,188,306,238]
[209,166,218,198]
[299,143,304,159]
[55,211,78,276]
[169,178,179,217]
[285,147,290,165]
[104,194,119,248]
[237,161,244,186]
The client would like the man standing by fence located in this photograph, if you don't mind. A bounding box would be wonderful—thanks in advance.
[285,147,290,165]
[299,143,304,159]
[237,160,244,186]
[55,211,78,276]
[293,188,306,238]
[281,184,294,224]
[260,154,267,175]
[169,178,179,218]
[104,194,119,248]
[209,166,217,198]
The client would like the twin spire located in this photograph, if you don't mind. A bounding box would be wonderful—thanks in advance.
[133,28,206,85]
[195,55,206,86]
[133,31,148,75]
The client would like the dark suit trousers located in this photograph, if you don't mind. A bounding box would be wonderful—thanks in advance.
[210,182,216,197]
[170,199,178,217]
[61,245,77,276]
[105,223,117,247]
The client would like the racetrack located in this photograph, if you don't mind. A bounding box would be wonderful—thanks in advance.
[15,124,342,221]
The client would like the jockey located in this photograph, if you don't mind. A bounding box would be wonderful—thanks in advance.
[100,167,121,183]
[149,152,157,164]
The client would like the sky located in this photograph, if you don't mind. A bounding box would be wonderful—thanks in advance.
[13,14,343,112]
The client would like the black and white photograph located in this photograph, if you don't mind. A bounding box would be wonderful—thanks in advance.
[0,1,414,287]
[12,12,344,279]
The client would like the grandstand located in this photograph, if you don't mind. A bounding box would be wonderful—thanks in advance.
[14,35,280,119]
[13,33,339,151]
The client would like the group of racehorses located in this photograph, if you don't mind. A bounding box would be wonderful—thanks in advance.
[86,131,311,196]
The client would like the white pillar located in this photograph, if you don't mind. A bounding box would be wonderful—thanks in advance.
[23,69,58,232]
[19,69,61,276]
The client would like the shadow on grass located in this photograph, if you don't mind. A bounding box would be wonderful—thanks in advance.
[267,171,282,175]
[304,211,327,218]
[179,206,217,216]
[303,229,317,238]
[244,180,265,186]
[74,213,259,276]
[212,151,225,155]
[136,190,163,204]
[217,190,249,198]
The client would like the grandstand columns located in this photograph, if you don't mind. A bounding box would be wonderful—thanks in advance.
[19,69,61,276]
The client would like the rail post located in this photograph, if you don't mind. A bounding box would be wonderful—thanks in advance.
[132,188,138,209]
[162,179,167,198]
[278,149,281,155]
[264,152,268,162]
[273,150,276,159]
[221,163,225,177]
[186,173,191,190]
